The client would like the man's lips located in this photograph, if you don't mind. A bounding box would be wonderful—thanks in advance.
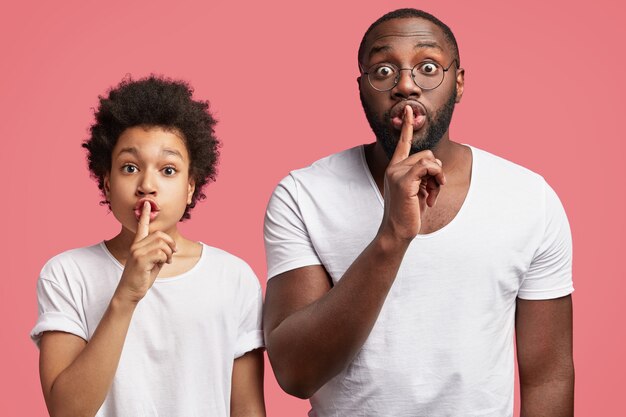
[390,101,427,131]
[134,199,160,221]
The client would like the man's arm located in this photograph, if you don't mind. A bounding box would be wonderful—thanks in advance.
[516,295,574,417]
[230,348,266,417]
[264,234,411,398]
[264,107,445,398]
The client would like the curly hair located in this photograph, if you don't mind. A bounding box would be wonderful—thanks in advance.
[82,75,220,220]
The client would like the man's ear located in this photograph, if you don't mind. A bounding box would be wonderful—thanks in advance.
[187,178,196,205]
[103,173,111,201]
[455,68,465,103]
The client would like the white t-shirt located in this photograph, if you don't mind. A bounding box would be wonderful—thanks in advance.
[31,242,263,417]
[264,145,573,417]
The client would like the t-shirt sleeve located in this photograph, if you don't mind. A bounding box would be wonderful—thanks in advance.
[518,180,574,300]
[30,275,88,347]
[264,174,322,279]
[234,265,264,359]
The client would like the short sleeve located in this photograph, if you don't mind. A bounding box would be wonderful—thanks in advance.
[30,277,88,347]
[518,181,574,300]
[264,175,322,279]
[234,266,264,359]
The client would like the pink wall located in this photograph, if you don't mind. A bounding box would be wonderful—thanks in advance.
[1,0,624,415]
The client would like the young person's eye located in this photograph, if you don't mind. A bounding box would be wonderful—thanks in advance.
[122,164,138,174]
[162,167,177,176]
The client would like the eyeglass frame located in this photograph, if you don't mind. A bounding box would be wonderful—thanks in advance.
[360,58,459,92]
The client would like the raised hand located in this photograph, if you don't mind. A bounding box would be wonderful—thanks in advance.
[114,201,177,304]
[379,105,446,241]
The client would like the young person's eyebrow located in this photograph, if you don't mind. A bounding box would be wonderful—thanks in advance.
[162,148,184,159]
[116,147,138,157]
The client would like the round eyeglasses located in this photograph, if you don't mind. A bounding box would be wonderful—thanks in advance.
[362,59,458,92]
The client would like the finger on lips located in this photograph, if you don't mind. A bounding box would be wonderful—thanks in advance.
[390,105,415,164]
[134,201,151,242]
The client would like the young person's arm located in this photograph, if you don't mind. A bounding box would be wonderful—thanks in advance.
[39,298,136,417]
[230,349,265,417]
[264,108,445,398]
[39,203,175,417]
[516,296,574,417]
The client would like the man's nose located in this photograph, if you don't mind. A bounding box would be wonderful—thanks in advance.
[393,68,421,98]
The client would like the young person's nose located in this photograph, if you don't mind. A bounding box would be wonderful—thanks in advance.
[136,172,157,196]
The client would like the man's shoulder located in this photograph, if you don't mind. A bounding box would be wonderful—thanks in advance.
[472,145,545,186]
[279,145,366,190]
[290,146,363,177]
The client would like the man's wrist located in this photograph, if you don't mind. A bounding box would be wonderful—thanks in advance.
[373,230,412,257]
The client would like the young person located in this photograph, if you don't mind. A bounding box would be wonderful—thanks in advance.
[31,76,265,417]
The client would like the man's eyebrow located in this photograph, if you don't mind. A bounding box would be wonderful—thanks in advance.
[413,41,443,52]
[368,41,444,60]
[368,44,392,59]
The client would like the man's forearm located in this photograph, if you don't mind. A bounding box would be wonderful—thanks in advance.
[520,369,574,417]
[266,232,410,398]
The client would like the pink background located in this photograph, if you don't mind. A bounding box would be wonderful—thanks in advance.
[1,0,624,415]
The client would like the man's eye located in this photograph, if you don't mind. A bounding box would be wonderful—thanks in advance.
[163,167,176,176]
[419,62,440,75]
[122,165,137,173]
[373,65,396,78]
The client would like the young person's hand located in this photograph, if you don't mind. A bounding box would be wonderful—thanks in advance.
[379,105,446,241]
[114,201,177,304]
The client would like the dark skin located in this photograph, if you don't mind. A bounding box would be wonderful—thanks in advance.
[264,16,573,415]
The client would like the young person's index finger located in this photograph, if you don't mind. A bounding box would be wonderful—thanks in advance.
[389,105,414,165]
[134,201,151,242]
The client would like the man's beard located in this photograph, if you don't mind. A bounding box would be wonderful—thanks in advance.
[360,89,457,160]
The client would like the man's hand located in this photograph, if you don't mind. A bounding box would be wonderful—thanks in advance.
[380,105,446,240]
[115,201,177,304]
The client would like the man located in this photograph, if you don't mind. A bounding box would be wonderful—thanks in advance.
[264,8,574,417]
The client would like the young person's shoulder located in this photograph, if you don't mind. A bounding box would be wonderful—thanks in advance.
[197,244,261,289]
[40,242,117,285]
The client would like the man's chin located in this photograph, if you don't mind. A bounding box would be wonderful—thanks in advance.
[378,131,435,160]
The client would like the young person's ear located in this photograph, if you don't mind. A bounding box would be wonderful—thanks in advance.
[104,173,111,201]
[187,178,195,205]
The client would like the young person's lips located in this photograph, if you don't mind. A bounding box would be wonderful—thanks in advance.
[390,101,427,131]
[134,199,160,221]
